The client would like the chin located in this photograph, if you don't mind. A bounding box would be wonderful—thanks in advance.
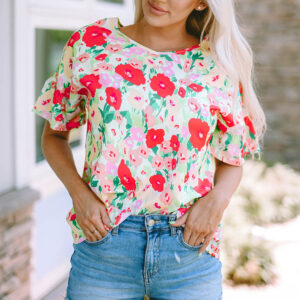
[142,1,169,27]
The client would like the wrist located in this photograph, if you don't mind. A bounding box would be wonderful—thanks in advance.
[210,185,230,210]
[67,177,89,201]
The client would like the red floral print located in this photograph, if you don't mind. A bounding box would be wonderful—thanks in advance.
[33,16,261,261]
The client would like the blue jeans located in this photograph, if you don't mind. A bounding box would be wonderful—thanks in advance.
[65,213,223,300]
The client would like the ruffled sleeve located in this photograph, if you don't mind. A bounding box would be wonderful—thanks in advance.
[32,30,87,131]
[208,81,261,166]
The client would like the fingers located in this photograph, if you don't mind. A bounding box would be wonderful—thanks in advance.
[198,233,214,255]
[183,228,205,247]
[82,206,111,242]
[87,213,108,242]
[183,223,214,248]
[100,206,112,229]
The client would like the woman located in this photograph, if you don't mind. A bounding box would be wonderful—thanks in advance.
[33,0,266,299]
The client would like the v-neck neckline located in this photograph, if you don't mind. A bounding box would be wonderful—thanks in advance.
[113,17,207,56]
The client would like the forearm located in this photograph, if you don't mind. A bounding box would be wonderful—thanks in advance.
[41,134,88,199]
[211,162,243,210]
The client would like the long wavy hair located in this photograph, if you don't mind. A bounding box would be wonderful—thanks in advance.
[133,0,266,159]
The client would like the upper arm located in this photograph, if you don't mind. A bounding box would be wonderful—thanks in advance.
[42,120,71,141]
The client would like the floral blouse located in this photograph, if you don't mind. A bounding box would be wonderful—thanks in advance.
[32,16,261,260]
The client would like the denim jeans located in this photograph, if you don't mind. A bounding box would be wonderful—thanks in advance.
[65,213,223,300]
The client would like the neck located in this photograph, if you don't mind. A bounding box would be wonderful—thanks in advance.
[133,17,200,51]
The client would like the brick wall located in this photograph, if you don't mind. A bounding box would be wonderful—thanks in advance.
[0,205,35,300]
[236,0,300,170]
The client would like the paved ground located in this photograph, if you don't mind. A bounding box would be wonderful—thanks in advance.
[42,215,300,300]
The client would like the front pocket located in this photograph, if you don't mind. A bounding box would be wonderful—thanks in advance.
[176,228,203,250]
[83,230,112,246]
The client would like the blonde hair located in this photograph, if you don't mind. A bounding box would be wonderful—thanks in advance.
[133,0,266,160]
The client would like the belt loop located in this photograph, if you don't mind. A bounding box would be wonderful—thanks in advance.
[168,213,177,237]
[111,225,119,236]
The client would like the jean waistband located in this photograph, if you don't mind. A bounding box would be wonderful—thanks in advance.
[110,213,182,236]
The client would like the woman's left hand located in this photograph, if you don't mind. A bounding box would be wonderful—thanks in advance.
[170,189,228,255]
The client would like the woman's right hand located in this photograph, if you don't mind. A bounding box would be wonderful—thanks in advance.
[70,181,112,242]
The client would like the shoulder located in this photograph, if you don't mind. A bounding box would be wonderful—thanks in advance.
[66,16,118,51]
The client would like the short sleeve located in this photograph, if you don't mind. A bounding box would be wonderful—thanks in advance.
[32,30,87,131]
[208,81,261,166]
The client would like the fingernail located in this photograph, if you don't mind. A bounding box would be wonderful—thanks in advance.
[198,252,203,256]
[169,220,176,224]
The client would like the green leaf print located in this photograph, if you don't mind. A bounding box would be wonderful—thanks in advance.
[90,176,98,187]
[113,176,120,186]
[120,111,133,127]
[152,145,158,154]
[104,111,115,123]
[160,54,173,61]
[117,202,123,210]
[142,110,148,133]
[72,219,81,230]
[187,140,193,151]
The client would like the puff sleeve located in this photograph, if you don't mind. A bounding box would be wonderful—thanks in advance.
[32,30,87,131]
[208,81,261,166]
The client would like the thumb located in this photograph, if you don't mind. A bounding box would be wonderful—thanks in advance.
[169,213,188,227]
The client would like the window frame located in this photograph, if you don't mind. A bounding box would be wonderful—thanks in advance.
[14,0,133,298]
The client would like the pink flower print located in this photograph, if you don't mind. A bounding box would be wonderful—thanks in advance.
[146,57,156,68]
[115,110,123,124]
[137,145,150,159]
[160,186,173,206]
[129,149,142,167]
[57,75,64,89]
[169,53,181,64]
[100,178,114,193]
[99,73,113,87]
[128,89,145,110]
[166,95,180,113]
[227,143,242,158]
[152,155,164,171]
[183,58,193,72]
[131,127,145,143]
[194,59,204,69]
[106,43,122,53]
[161,61,176,77]
[105,161,118,176]
[111,73,123,89]
[159,140,172,154]
[179,78,190,86]
[128,58,144,70]
[207,93,218,106]
[92,162,106,177]
[130,46,147,56]
[103,144,119,163]
[188,97,201,113]
[182,126,189,138]
[244,136,259,153]
[125,137,135,148]
[134,198,143,210]
[77,52,90,63]
[97,62,113,72]
[177,146,188,163]
[163,157,173,171]
[144,105,156,127]
[161,67,175,78]
[205,170,214,182]
[200,103,210,118]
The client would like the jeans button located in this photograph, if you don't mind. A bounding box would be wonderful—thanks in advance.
[148,219,155,226]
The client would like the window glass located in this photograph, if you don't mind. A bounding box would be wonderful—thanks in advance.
[35,28,83,163]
